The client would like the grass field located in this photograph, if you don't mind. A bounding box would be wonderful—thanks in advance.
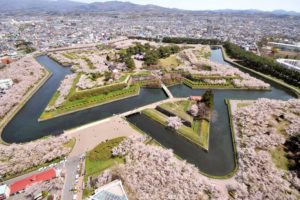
[143,106,210,150]
[40,85,140,120]
[83,137,125,198]
[159,100,193,123]
[199,120,210,150]
[158,55,181,68]
[270,146,289,170]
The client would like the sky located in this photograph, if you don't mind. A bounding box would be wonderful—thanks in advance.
[72,0,300,12]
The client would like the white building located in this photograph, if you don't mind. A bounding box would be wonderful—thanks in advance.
[89,180,128,200]
[0,184,10,200]
[0,79,13,90]
[277,59,300,72]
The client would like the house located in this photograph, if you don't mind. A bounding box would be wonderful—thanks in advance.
[0,185,10,200]
[10,168,57,195]
[89,180,128,200]
[0,79,13,90]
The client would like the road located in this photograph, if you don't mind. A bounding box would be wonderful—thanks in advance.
[63,156,82,200]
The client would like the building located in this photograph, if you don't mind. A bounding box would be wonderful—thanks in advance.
[0,185,10,200]
[89,180,128,200]
[10,168,57,195]
[268,42,300,52]
[0,79,13,90]
[277,59,300,72]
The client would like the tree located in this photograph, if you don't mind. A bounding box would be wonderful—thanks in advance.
[189,104,199,117]
[202,90,214,108]
[144,51,159,66]
[125,57,136,70]
[167,116,183,130]
[197,103,210,119]
[106,55,111,61]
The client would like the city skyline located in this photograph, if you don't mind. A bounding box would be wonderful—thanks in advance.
[72,0,300,12]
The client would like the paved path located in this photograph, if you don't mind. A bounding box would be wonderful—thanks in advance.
[63,157,81,200]
[119,97,186,117]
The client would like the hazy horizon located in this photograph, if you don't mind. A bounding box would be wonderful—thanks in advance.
[70,0,300,12]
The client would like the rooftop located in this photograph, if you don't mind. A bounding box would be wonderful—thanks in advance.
[90,180,128,200]
[10,168,56,195]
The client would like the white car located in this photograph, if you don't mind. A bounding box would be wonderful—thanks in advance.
[73,194,77,200]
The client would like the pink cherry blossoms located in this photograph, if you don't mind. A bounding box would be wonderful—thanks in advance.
[24,177,64,199]
[46,74,77,111]
[167,116,183,130]
[233,98,300,199]
[0,135,72,178]
[0,57,45,118]
[101,136,230,200]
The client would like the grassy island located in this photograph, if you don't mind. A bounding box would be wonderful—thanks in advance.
[142,93,213,150]
[40,84,140,121]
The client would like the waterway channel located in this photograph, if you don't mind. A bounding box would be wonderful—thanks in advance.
[126,49,296,176]
[1,49,296,176]
[1,56,167,143]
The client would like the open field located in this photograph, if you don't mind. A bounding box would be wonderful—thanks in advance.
[158,55,181,68]
[40,85,140,120]
[158,100,193,123]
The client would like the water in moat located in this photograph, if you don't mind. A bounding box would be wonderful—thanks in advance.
[1,56,167,143]
[126,48,296,176]
[1,49,296,176]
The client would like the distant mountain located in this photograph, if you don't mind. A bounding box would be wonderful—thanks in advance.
[0,0,299,16]
[79,1,176,12]
[0,0,85,12]
[271,9,300,16]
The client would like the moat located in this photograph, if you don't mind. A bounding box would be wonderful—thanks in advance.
[1,49,296,176]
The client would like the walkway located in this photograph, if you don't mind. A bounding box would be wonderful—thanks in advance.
[119,97,186,117]
[161,84,174,98]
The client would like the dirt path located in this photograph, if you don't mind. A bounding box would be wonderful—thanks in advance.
[66,116,140,157]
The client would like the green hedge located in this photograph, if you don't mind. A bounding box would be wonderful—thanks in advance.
[70,82,127,101]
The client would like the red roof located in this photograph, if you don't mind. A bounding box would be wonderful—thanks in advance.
[10,169,56,195]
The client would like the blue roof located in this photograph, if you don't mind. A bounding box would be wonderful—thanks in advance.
[92,191,127,200]
[0,185,8,194]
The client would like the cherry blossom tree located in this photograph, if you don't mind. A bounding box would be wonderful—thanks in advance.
[0,57,45,118]
[189,104,199,117]
[167,116,183,130]
[0,135,72,177]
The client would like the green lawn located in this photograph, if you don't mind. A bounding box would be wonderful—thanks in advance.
[159,100,193,123]
[83,137,125,198]
[63,52,78,60]
[237,102,252,108]
[270,146,289,170]
[158,55,181,68]
[199,120,210,150]
[40,85,140,120]
[143,107,209,150]
[63,138,76,150]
